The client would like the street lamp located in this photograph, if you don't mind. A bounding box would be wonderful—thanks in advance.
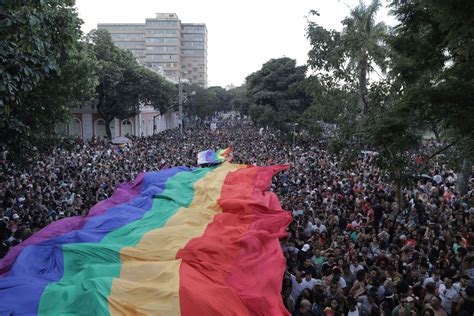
[189,91,196,124]
[293,123,298,149]
[178,77,183,134]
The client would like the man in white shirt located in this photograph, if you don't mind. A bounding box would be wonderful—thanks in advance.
[301,271,319,290]
[423,270,443,289]
[350,258,365,275]
[290,272,306,301]
[439,276,459,315]
[312,219,327,234]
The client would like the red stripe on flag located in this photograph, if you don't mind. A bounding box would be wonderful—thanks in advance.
[177,165,291,315]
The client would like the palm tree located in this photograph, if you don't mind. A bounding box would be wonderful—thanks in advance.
[342,0,389,115]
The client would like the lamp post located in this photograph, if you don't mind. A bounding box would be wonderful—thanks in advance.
[189,91,196,124]
[178,77,183,134]
[293,123,298,149]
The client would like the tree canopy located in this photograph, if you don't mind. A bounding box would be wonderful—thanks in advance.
[307,0,389,115]
[87,29,175,138]
[0,0,92,161]
[246,57,310,129]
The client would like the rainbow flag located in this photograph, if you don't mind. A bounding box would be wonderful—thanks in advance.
[197,147,232,165]
[0,163,291,315]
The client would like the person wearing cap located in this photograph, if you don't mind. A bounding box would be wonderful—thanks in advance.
[298,243,312,263]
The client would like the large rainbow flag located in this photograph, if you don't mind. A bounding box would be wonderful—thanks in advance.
[0,163,292,315]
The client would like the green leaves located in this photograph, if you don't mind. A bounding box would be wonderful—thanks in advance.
[306,0,389,114]
[89,29,176,137]
[245,57,309,129]
[0,0,83,162]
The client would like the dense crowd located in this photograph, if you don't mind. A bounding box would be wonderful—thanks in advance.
[0,122,473,315]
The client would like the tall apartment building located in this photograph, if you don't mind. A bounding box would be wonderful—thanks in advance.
[98,13,207,86]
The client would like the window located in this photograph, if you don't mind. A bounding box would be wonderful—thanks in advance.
[149,62,166,68]
[121,119,133,136]
[94,119,107,138]
[182,49,205,56]
[69,118,82,138]
[182,34,205,41]
[147,21,178,27]
[111,33,144,39]
[182,41,204,48]
[146,46,177,52]
[147,54,178,61]
[145,37,178,43]
[115,41,145,47]
[145,29,177,35]
[182,26,205,33]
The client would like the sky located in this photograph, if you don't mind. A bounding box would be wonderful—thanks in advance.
[75,0,396,88]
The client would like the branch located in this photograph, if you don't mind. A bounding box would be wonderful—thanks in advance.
[415,138,465,174]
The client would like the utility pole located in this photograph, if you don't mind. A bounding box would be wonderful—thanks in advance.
[293,123,298,149]
[178,77,183,134]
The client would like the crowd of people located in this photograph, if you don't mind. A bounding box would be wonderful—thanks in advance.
[0,121,473,315]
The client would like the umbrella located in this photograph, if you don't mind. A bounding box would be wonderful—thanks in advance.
[111,136,132,144]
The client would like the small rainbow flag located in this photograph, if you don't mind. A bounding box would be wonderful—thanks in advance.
[197,147,232,165]
[0,163,291,315]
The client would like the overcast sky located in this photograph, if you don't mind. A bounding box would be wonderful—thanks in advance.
[75,0,396,88]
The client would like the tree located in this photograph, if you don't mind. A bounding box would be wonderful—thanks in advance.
[0,0,84,161]
[183,84,220,120]
[302,75,358,126]
[11,41,98,140]
[246,57,310,129]
[307,0,389,115]
[136,66,175,115]
[228,85,251,116]
[207,86,233,112]
[0,0,82,110]
[389,0,474,194]
[88,29,174,139]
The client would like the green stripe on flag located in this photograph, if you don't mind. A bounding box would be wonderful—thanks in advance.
[38,167,214,315]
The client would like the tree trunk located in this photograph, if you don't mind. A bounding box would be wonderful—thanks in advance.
[390,174,404,242]
[105,119,112,140]
[358,56,369,115]
[456,157,472,195]
[431,125,441,142]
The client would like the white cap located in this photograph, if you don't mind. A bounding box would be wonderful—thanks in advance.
[12,214,19,220]
[302,244,310,252]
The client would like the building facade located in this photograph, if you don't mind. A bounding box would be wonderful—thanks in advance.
[55,103,180,141]
[98,13,207,87]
